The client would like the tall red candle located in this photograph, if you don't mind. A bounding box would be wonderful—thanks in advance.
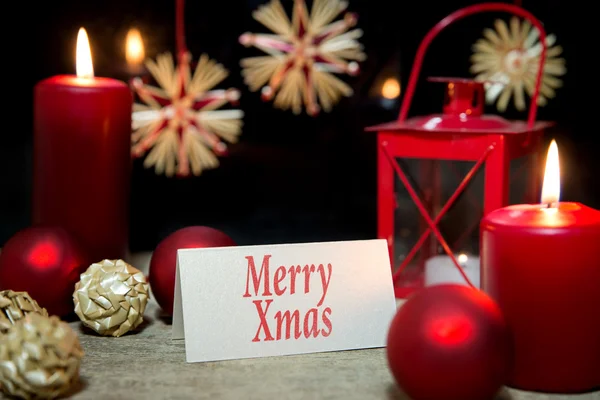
[33,28,132,263]
[481,140,600,393]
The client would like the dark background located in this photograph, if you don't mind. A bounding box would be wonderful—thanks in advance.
[3,0,585,250]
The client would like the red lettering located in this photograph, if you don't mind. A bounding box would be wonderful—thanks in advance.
[252,300,274,342]
[244,255,272,297]
[303,308,320,338]
[274,309,301,340]
[316,263,332,307]
[321,307,332,337]
[245,257,334,342]
[274,266,287,295]
[288,265,301,294]
[302,264,316,293]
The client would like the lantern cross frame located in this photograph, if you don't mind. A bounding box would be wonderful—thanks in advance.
[382,142,495,288]
[446,161,484,250]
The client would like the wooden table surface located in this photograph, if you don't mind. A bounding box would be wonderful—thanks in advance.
[5,252,600,399]
[66,302,600,400]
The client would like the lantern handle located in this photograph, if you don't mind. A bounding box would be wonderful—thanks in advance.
[398,2,547,129]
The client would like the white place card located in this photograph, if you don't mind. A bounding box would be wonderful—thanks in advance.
[172,239,396,363]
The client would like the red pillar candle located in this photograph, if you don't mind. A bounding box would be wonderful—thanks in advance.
[481,140,600,393]
[33,28,132,262]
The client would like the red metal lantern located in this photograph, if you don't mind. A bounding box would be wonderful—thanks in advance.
[366,3,553,298]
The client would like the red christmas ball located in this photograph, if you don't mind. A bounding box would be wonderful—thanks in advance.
[0,226,88,317]
[387,284,512,400]
[149,226,236,316]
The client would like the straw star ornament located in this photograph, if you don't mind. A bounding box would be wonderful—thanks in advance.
[239,0,366,116]
[131,52,243,177]
[470,17,566,112]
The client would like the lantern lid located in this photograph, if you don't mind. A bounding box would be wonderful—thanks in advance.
[366,77,553,134]
[405,114,514,130]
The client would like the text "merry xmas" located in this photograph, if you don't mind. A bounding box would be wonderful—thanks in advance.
[243,255,332,342]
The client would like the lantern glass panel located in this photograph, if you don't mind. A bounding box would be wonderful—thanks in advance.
[510,153,540,205]
[393,157,484,292]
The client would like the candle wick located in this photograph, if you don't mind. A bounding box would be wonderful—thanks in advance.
[546,203,552,208]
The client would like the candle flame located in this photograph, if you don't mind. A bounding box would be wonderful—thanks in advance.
[382,78,401,99]
[76,28,94,79]
[457,254,468,265]
[541,140,560,206]
[125,28,145,66]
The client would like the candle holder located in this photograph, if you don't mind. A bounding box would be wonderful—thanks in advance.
[366,3,553,298]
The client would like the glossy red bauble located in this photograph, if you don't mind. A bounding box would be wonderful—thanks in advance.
[0,226,88,317]
[387,284,512,400]
[149,226,236,316]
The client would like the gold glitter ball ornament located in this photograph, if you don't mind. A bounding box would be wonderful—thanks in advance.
[0,290,48,335]
[0,313,83,400]
[73,259,149,337]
